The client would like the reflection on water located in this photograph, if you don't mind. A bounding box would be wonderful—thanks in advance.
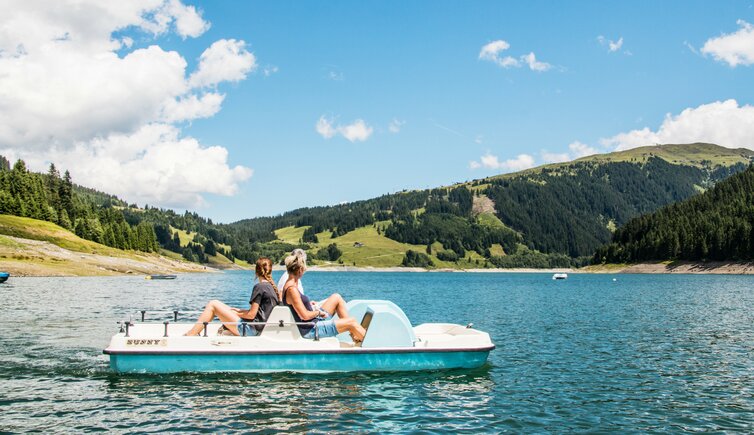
[1,272,754,432]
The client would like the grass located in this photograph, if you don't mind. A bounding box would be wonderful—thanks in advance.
[0,234,22,249]
[274,226,308,245]
[0,214,130,257]
[488,243,505,256]
[477,211,506,229]
[274,222,488,269]
[0,214,207,276]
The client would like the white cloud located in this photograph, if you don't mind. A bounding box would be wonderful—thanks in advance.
[188,39,256,88]
[568,141,598,158]
[600,99,754,150]
[388,118,405,133]
[479,40,551,71]
[521,52,551,71]
[316,116,373,142]
[0,1,255,208]
[315,116,338,139]
[540,151,570,164]
[2,124,252,208]
[263,65,279,77]
[328,70,344,81]
[701,20,754,67]
[469,153,535,171]
[340,120,373,142]
[166,0,211,38]
[540,141,599,164]
[478,40,519,68]
[161,93,225,123]
[598,35,624,53]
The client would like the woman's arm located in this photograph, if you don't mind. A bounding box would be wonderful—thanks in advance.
[285,286,320,321]
[239,302,260,320]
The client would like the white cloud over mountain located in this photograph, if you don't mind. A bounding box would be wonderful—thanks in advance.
[702,20,754,67]
[469,153,535,171]
[0,0,254,209]
[601,99,754,151]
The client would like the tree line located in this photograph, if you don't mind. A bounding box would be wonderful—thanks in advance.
[593,165,754,263]
[0,158,159,252]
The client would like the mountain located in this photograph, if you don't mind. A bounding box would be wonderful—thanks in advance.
[593,164,754,264]
[225,143,754,268]
[2,143,752,271]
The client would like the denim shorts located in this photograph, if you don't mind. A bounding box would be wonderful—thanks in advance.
[236,320,258,336]
[304,319,338,339]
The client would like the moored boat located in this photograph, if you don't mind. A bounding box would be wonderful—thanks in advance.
[145,274,177,280]
[104,300,495,374]
[552,273,568,280]
[0,272,9,283]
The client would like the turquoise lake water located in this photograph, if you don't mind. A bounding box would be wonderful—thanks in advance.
[1,271,753,433]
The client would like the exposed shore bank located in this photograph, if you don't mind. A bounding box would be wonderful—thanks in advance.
[4,236,754,277]
[0,235,218,277]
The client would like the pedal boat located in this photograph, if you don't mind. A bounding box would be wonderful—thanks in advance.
[104,300,495,374]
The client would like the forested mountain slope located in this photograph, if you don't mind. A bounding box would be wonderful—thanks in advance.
[2,143,751,269]
[593,165,754,263]
[227,143,753,267]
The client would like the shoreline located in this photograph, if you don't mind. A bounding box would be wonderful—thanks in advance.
[4,236,754,277]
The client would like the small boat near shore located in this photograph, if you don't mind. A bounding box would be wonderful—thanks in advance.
[552,273,568,280]
[145,274,177,280]
[0,272,9,283]
[104,300,495,374]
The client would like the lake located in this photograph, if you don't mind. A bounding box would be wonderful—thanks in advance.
[1,272,753,432]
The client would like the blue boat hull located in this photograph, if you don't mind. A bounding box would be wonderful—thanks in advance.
[0,273,8,284]
[107,349,492,374]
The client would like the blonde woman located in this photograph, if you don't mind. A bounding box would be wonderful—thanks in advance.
[185,257,279,336]
[282,252,366,343]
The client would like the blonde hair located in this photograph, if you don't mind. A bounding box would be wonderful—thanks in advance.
[284,251,307,278]
[255,257,280,301]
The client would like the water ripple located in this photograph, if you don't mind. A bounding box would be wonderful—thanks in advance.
[1,273,754,432]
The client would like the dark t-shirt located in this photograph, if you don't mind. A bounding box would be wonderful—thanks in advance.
[245,281,279,333]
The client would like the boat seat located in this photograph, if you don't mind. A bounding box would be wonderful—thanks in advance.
[258,305,303,340]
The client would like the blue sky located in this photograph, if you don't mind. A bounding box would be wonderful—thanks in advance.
[2,1,754,222]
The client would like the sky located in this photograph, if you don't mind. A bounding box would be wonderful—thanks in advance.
[1,1,754,223]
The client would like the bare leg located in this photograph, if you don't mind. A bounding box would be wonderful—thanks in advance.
[333,317,366,342]
[185,299,241,336]
[319,293,350,319]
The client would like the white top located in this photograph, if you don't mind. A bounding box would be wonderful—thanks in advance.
[277,271,304,295]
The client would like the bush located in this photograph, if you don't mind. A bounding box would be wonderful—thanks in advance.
[436,250,459,262]
[315,243,342,261]
[401,250,434,268]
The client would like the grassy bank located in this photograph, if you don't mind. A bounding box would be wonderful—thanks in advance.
[0,214,210,276]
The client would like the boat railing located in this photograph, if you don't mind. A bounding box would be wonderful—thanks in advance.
[117,309,322,339]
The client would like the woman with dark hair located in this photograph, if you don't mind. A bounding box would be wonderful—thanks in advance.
[185,257,279,336]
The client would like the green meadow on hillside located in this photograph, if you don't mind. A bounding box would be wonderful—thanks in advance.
[275,223,487,269]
